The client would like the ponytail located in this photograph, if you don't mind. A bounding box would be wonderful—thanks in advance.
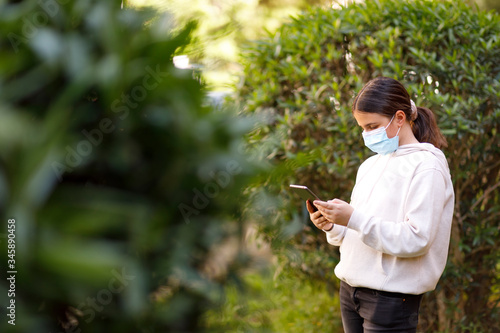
[412,106,447,149]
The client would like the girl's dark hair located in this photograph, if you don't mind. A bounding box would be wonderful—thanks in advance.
[352,77,447,148]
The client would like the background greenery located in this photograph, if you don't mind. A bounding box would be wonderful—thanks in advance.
[203,269,343,332]
[126,0,332,92]
[237,0,500,331]
[124,0,500,92]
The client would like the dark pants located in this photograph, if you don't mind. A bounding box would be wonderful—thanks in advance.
[340,281,423,333]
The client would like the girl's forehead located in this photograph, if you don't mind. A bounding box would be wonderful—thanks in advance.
[353,110,390,126]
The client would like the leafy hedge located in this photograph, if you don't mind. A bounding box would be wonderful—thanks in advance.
[238,0,500,330]
[0,1,258,332]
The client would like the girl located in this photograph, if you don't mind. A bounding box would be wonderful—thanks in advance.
[308,77,454,332]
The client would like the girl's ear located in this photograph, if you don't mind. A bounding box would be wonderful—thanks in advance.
[395,110,406,125]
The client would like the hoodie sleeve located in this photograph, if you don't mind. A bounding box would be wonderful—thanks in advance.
[347,166,449,257]
[323,224,348,246]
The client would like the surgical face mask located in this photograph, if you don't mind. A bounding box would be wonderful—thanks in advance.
[361,115,401,155]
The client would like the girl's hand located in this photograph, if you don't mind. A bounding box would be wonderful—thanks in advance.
[306,200,334,231]
[313,199,354,227]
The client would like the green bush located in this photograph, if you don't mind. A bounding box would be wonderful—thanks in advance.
[0,1,258,332]
[238,0,500,331]
[203,268,343,333]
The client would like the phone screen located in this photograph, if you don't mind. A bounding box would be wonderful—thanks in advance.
[289,185,322,212]
[289,185,320,201]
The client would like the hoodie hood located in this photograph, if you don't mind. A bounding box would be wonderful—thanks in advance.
[395,143,450,173]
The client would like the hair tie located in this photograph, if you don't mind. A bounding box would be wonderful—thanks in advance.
[410,99,418,121]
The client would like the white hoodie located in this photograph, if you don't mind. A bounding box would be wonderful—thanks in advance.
[325,143,454,295]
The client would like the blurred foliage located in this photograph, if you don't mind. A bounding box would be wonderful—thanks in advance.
[472,0,500,12]
[203,268,343,332]
[126,0,332,91]
[238,0,500,331]
[124,0,499,92]
[0,0,262,332]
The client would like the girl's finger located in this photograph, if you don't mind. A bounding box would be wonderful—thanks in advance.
[314,200,333,209]
[311,211,322,219]
[313,200,327,207]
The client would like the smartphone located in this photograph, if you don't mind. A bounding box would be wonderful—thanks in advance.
[289,184,321,212]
